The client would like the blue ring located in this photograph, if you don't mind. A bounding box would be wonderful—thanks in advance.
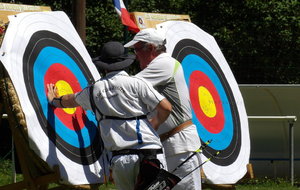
[182,54,233,150]
[172,38,241,166]
[34,47,97,148]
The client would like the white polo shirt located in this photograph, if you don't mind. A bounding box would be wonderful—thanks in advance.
[136,53,201,157]
[75,71,164,151]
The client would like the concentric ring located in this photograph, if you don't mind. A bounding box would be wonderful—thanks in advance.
[23,30,103,165]
[172,39,241,166]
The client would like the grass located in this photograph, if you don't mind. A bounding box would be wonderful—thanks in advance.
[0,159,299,190]
[235,178,299,190]
[0,159,23,185]
[0,159,117,189]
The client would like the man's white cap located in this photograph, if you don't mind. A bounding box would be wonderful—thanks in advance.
[124,28,166,48]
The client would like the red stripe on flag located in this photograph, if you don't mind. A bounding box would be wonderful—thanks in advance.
[120,8,140,33]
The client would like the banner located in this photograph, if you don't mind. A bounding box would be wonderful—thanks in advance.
[131,12,190,30]
[0,2,51,24]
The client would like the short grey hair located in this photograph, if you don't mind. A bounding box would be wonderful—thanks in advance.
[145,39,166,54]
[155,44,166,53]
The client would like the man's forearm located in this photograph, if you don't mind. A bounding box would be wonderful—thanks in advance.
[151,98,172,130]
[49,94,79,108]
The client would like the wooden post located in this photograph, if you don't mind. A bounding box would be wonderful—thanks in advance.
[245,163,254,179]
[73,0,86,44]
[0,65,61,190]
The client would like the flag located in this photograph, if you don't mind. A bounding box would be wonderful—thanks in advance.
[113,0,140,33]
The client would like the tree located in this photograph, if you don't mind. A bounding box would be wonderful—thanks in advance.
[129,0,300,84]
[1,0,299,83]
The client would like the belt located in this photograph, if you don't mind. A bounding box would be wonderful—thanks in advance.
[159,120,193,142]
[112,149,163,157]
[103,115,147,120]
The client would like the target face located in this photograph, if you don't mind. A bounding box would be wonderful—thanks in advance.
[23,30,103,165]
[172,39,240,166]
[0,12,105,184]
[157,21,250,184]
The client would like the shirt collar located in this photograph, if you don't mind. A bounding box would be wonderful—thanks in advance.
[105,70,129,77]
[150,52,168,64]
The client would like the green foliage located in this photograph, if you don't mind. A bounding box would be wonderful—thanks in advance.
[0,0,299,83]
[0,159,23,185]
[0,159,116,189]
[236,177,300,190]
[192,0,300,84]
[86,1,124,57]
[129,0,299,84]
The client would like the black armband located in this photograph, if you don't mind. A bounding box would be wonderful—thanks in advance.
[50,98,58,107]
[59,95,65,108]
[50,96,65,108]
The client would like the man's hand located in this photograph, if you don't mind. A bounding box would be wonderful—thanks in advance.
[47,83,59,103]
[46,83,79,108]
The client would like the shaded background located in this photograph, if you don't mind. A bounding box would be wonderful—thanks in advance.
[1,0,298,84]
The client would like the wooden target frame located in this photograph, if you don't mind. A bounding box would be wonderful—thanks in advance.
[0,4,60,189]
[0,64,60,190]
[0,3,101,190]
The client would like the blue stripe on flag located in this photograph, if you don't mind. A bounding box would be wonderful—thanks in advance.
[113,0,121,10]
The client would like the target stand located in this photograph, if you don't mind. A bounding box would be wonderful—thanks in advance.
[201,163,254,190]
[0,10,105,189]
[0,64,101,190]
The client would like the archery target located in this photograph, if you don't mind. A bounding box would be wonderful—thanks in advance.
[0,12,105,185]
[23,30,103,165]
[157,21,250,184]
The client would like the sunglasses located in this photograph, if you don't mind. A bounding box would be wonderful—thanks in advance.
[134,43,147,54]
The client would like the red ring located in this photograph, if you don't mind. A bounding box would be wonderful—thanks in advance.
[44,63,86,130]
[190,70,225,133]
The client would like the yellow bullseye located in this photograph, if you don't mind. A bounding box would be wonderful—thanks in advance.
[198,86,216,118]
[55,80,76,114]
